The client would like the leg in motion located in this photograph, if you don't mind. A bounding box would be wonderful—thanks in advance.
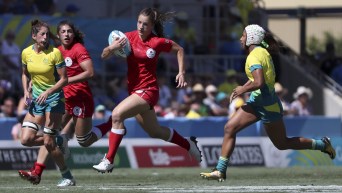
[93,94,149,173]
[265,120,336,159]
[200,105,258,182]
[136,111,202,162]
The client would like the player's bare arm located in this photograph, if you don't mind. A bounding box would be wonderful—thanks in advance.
[101,37,126,59]
[171,41,187,88]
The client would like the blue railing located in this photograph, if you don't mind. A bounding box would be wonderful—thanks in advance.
[2,116,341,140]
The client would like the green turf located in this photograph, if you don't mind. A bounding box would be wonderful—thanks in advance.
[1,166,342,193]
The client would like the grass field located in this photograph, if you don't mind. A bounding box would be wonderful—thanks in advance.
[1,166,342,193]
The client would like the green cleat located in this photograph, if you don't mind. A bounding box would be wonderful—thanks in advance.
[200,168,226,182]
[321,137,336,159]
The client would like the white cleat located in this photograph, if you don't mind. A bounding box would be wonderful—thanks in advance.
[187,136,202,162]
[57,178,76,187]
[93,154,114,173]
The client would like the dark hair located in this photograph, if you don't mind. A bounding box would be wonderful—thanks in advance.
[31,19,58,46]
[57,20,85,44]
[31,19,50,35]
[139,8,174,37]
[263,32,279,54]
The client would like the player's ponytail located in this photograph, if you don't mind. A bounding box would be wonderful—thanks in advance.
[263,32,279,54]
[139,8,174,38]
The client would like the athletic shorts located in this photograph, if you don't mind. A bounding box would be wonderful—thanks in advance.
[65,97,94,118]
[29,99,65,116]
[131,89,159,108]
[246,99,283,123]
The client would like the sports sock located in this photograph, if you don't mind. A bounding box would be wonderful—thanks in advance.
[60,167,73,179]
[55,135,63,146]
[93,116,113,139]
[216,156,229,174]
[34,162,46,176]
[167,128,190,150]
[106,128,125,163]
[312,139,325,150]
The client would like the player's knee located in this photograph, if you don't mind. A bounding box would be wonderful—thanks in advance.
[20,136,33,146]
[111,110,124,123]
[273,141,287,150]
[76,132,93,147]
[21,122,40,146]
[223,122,236,137]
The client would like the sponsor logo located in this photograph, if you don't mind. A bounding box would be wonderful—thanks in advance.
[0,149,38,163]
[43,58,49,64]
[65,57,72,67]
[66,147,130,168]
[134,146,199,167]
[149,148,184,165]
[203,145,265,167]
[0,148,55,170]
[135,90,144,94]
[73,106,82,116]
[146,48,156,58]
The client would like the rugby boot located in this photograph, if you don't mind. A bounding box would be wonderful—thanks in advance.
[93,154,114,173]
[321,137,336,159]
[18,169,41,185]
[200,168,226,182]
[187,136,202,162]
[57,178,76,187]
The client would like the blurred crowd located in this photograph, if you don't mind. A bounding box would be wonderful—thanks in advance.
[0,0,80,17]
[313,42,342,86]
[0,0,321,141]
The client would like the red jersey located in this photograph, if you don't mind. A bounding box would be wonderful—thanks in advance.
[58,43,93,100]
[125,31,173,93]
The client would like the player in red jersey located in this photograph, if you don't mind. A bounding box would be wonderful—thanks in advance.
[93,7,202,173]
[18,20,112,186]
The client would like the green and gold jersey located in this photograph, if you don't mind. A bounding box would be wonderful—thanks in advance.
[22,44,65,103]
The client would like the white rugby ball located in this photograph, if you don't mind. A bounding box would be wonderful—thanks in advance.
[108,30,131,58]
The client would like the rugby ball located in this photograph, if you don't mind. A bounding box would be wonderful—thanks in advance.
[108,30,131,58]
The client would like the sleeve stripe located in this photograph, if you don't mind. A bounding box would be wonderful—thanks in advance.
[249,64,262,72]
[56,61,66,69]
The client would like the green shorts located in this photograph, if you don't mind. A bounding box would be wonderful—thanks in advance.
[247,99,283,123]
[29,99,65,116]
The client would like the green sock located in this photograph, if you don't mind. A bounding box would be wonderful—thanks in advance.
[56,135,63,146]
[312,139,325,150]
[60,168,73,179]
[216,156,229,174]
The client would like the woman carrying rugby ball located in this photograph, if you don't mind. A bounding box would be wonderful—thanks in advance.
[93,7,202,173]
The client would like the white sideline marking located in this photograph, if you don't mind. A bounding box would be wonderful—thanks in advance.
[2,185,342,192]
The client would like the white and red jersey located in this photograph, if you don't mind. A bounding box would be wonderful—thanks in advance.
[58,43,93,100]
[125,31,173,93]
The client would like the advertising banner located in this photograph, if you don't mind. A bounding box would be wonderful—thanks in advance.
[66,147,130,169]
[199,137,342,167]
[133,146,199,167]
[0,147,55,170]
[202,144,265,167]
